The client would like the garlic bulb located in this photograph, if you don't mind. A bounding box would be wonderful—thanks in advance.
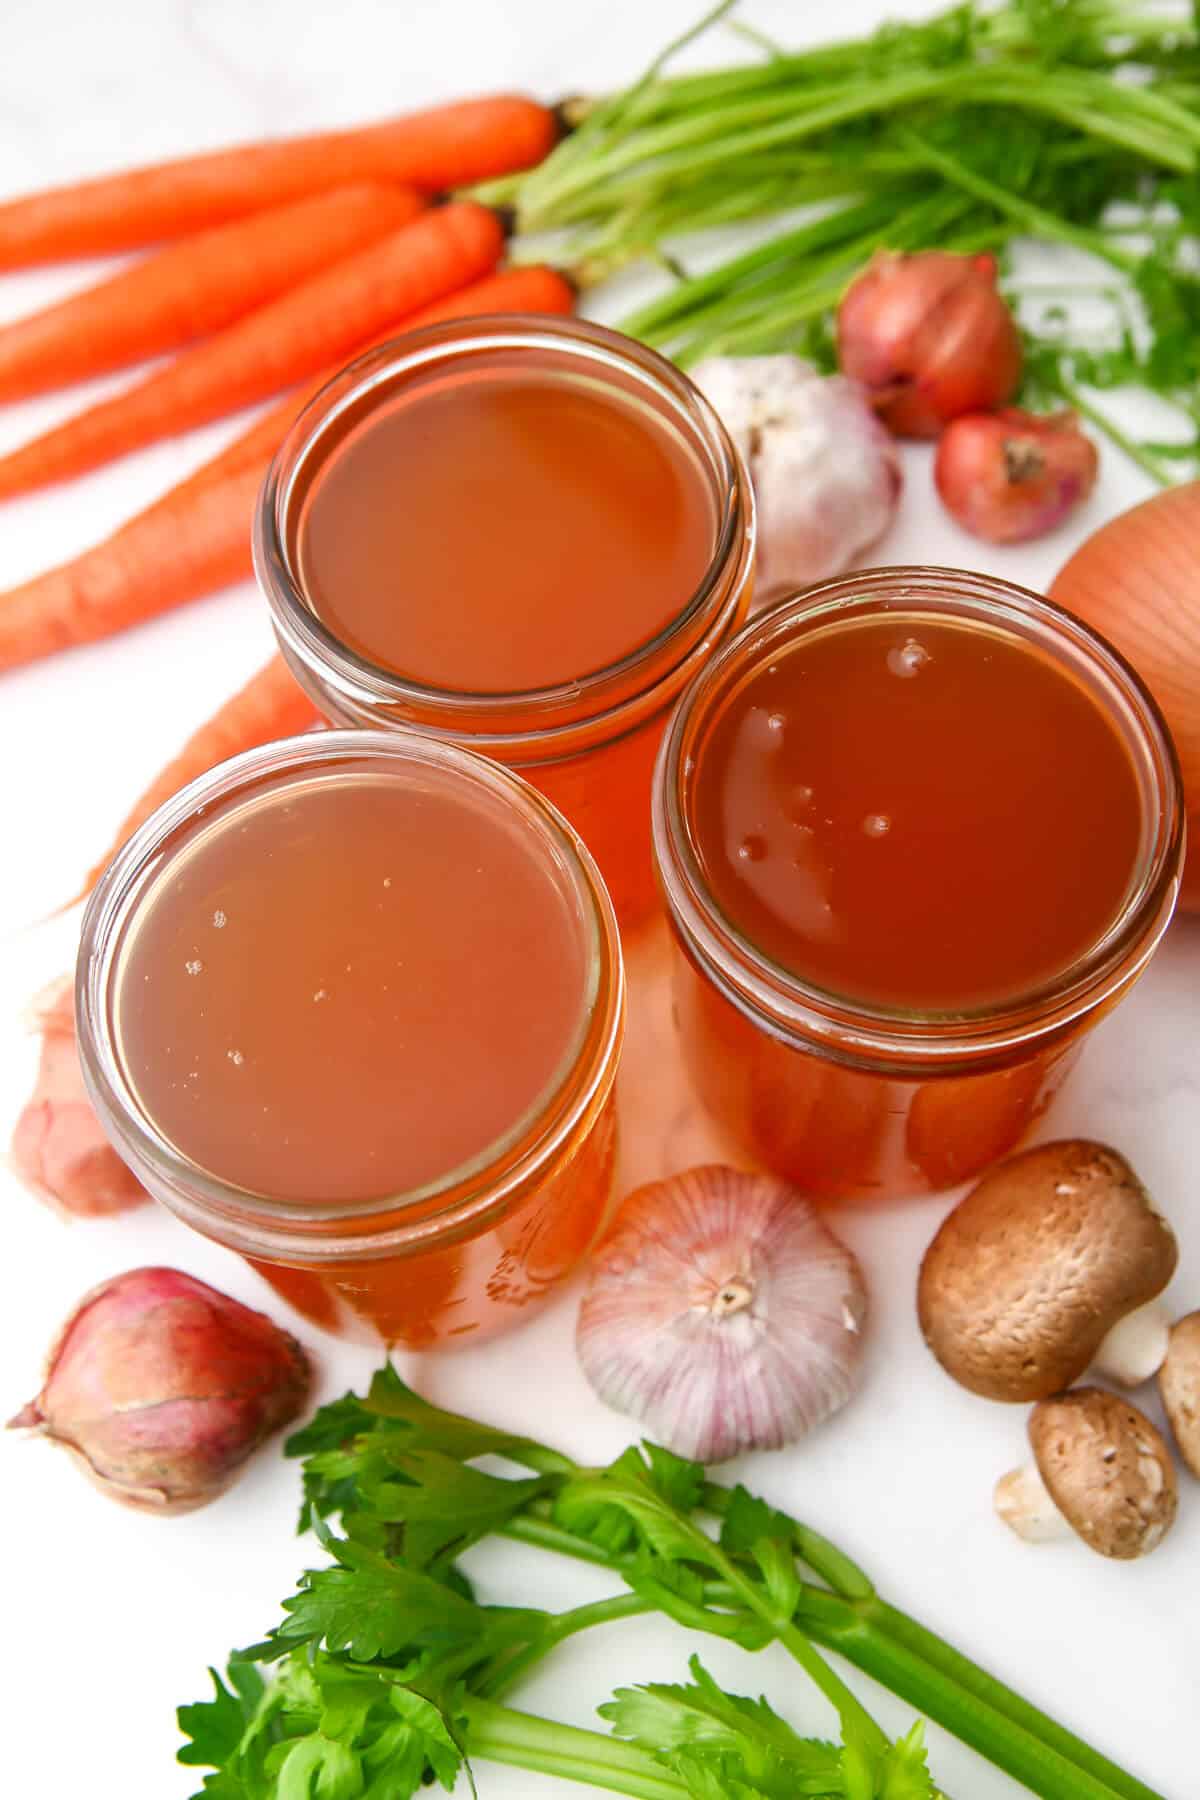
[576,1164,867,1462]
[692,355,901,608]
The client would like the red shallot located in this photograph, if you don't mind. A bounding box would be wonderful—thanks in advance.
[9,1266,311,1512]
[837,249,1022,438]
[935,407,1099,544]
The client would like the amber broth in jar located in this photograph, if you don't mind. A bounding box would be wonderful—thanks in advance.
[115,774,588,1199]
[294,369,718,692]
[258,318,755,923]
[88,737,622,1347]
[653,570,1182,1199]
[692,613,1142,1012]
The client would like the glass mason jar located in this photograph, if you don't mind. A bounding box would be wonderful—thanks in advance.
[76,731,624,1348]
[652,568,1184,1199]
[254,314,755,926]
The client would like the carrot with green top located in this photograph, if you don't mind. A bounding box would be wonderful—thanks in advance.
[0,184,424,403]
[0,95,557,268]
[0,265,575,672]
[0,201,505,501]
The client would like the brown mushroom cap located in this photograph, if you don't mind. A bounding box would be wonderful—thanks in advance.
[1027,1387,1177,1559]
[1158,1311,1200,1477]
[918,1140,1177,1402]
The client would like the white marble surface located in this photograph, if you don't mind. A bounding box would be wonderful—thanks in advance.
[0,4,1196,1797]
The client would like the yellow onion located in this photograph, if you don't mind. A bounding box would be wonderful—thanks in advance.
[1050,482,1200,911]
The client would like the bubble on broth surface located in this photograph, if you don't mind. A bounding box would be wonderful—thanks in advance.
[887,638,930,678]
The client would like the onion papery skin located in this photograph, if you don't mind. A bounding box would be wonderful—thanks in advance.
[1050,482,1200,911]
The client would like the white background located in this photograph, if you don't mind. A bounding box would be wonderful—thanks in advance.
[0,3,1196,1797]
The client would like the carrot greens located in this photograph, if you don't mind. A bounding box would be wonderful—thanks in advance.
[179,1367,1165,1800]
[486,0,1200,480]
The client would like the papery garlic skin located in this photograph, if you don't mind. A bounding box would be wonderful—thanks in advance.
[692,355,901,609]
[9,1266,312,1513]
[577,1164,867,1462]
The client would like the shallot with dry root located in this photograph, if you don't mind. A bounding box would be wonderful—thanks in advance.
[9,1266,311,1512]
[577,1164,867,1461]
[692,355,900,607]
[935,408,1098,544]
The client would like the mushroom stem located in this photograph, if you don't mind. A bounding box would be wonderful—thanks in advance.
[994,1463,1072,1543]
[1093,1299,1171,1386]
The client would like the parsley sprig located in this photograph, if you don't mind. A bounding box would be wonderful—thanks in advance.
[180,1367,1164,1800]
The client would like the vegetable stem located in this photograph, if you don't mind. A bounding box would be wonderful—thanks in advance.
[867,1601,1169,1800]
[464,1695,691,1799]
[478,1592,655,1700]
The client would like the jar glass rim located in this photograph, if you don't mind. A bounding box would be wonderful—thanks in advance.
[253,313,755,743]
[76,728,624,1249]
[653,565,1184,1065]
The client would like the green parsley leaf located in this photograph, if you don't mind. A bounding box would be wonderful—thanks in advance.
[750,1538,802,1621]
[879,1722,936,1800]
[669,1750,765,1799]
[358,1447,547,1567]
[603,1655,840,1796]
[362,1365,554,1469]
[271,1734,360,1800]
[272,1534,481,1663]
[717,1486,794,1558]
[839,1716,936,1800]
[179,1665,268,1768]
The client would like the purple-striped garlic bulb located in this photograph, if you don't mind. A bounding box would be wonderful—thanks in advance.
[577,1165,867,1462]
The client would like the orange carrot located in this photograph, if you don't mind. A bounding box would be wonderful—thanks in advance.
[0,96,557,269]
[84,655,319,893]
[0,266,576,674]
[0,462,262,671]
[0,184,424,404]
[179,262,578,494]
[0,201,505,502]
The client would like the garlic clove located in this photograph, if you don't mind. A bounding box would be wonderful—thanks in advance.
[576,1164,867,1462]
[691,355,901,607]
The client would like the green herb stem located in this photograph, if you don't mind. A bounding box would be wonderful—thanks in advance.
[897,128,1141,271]
[700,1481,875,1602]
[477,1592,656,1701]
[503,1493,1165,1800]
[464,1695,691,1799]
[790,1590,1152,1800]
[867,1601,1168,1800]
[711,1551,890,1758]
